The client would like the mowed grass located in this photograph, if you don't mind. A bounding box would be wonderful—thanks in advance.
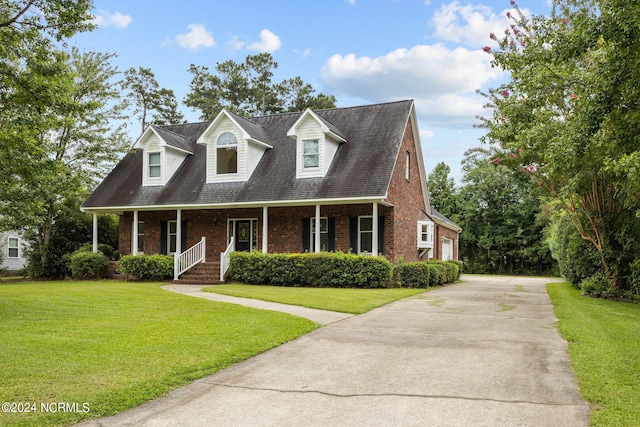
[204,283,427,314]
[547,282,640,426]
[0,281,318,427]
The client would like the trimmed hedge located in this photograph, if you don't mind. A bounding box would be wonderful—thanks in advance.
[227,252,463,289]
[226,251,393,288]
[120,254,174,280]
[393,262,431,288]
[70,251,110,279]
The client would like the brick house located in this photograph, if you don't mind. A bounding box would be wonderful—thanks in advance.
[82,100,460,281]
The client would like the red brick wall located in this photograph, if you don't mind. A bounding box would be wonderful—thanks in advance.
[433,224,459,261]
[384,117,428,262]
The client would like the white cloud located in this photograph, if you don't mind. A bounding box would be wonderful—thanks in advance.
[421,129,435,139]
[227,35,245,50]
[321,44,502,127]
[92,10,132,29]
[431,1,524,47]
[247,29,282,52]
[175,24,215,50]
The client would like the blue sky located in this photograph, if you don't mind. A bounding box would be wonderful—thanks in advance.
[72,0,552,182]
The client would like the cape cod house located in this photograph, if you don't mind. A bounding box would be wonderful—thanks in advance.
[81,100,460,282]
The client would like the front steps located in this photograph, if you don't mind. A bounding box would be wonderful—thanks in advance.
[173,262,222,285]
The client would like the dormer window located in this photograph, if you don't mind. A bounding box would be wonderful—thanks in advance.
[148,152,161,178]
[287,109,347,179]
[216,132,238,174]
[303,139,319,168]
[134,125,193,187]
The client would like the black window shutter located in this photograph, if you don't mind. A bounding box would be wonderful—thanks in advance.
[378,216,385,255]
[328,217,336,251]
[302,218,310,252]
[181,221,188,251]
[349,217,358,253]
[160,221,167,255]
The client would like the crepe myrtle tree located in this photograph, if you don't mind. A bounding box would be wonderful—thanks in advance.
[477,0,640,292]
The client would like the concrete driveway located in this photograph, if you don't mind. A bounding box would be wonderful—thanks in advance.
[80,275,589,426]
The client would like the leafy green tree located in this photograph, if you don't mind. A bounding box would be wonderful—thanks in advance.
[478,0,640,292]
[427,162,460,222]
[25,195,119,279]
[2,48,128,276]
[457,148,555,275]
[121,67,185,132]
[185,53,336,120]
[1,0,94,194]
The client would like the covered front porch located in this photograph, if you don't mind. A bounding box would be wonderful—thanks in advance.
[90,201,394,281]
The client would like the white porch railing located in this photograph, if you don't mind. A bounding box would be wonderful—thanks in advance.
[174,237,206,280]
[220,236,235,281]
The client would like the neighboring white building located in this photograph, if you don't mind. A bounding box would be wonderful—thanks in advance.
[1,232,28,271]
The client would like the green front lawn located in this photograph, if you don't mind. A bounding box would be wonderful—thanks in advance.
[547,282,640,426]
[0,281,317,427]
[204,283,427,314]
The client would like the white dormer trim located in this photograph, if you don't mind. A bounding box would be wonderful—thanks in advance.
[197,110,272,183]
[287,109,346,179]
[134,126,191,187]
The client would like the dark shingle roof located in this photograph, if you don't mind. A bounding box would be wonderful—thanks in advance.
[83,100,414,209]
[150,125,193,153]
[430,208,461,231]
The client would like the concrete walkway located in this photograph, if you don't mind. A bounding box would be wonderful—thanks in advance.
[161,284,353,325]
[80,275,589,427]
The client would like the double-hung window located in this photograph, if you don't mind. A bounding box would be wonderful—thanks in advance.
[217,132,238,174]
[168,221,177,254]
[134,221,145,253]
[7,237,19,258]
[358,216,373,253]
[417,220,434,248]
[310,217,329,252]
[148,152,161,178]
[303,139,319,168]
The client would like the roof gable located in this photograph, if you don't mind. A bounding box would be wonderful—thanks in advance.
[287,108,347,142]
[197,109,272,148]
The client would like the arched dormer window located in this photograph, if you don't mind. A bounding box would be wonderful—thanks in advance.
[217,132,238,174]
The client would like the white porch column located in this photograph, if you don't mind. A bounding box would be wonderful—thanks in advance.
[372,202,379,256]
[132,210,139,255]
[92,213,98,253]
[176,209,182,255]
[314,204,321,253]
[262,206,268,254]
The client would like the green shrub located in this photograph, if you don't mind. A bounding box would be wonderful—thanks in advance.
[446,260,464,279]
[580,273,608,296]
[393,262,430,288]
[547,214,601,287]
[227,252,392,288]
[425,262,446,286]
[120,254,174,280]
[70,251,110,280]
[77,243,118,261]
[629,259,640,296]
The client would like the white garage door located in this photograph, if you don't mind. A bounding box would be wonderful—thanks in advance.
[442,238,453,261]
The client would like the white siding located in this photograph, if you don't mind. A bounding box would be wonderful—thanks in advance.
[296,117,325,178]
[1,232,28,271]
[143,135,164,186]
[204,116,267,183]
[165,148,188,183]
[293,115,341,179]
[324,136,341,174]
